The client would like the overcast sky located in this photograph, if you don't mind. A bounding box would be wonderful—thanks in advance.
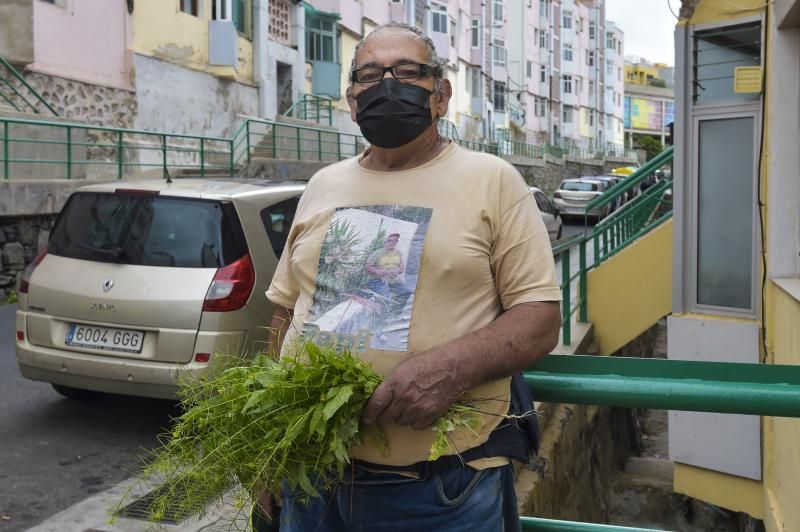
[606,0,678,65]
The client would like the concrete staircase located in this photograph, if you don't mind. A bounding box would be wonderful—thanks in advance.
[246,115,364,164]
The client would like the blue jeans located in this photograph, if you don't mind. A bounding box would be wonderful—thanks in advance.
[278,463,521,532]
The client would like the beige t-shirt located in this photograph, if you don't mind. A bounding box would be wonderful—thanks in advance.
[266,142,561,469]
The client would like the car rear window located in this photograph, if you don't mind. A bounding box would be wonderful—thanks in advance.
[49,192,248,267]
[561,182,599,192]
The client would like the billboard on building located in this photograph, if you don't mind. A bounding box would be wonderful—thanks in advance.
[624,96,666,130]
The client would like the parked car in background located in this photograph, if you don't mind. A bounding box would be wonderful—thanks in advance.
[530,187,563,241]
[15,179,305,399]
[552,178,611,222]
[588,175,626,211]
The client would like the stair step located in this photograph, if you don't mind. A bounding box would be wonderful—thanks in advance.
[623,456,674,488]
[174,168,234,177]
[275,114,337,131]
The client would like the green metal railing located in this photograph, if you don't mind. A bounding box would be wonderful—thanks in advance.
[283,94,333,126]
[0,113,642,180]
[521,517,660,531]
[0,56,59,116]
[585,147,674,214]
[525,354,800,418]
[500,139,546,159]
[452,137,500,155]
[231,117,367,167]
[605,145,639,161]
[437,118,460,140]
[590,179,672,266]
[553,148,674,345]
[517,354,800,530]
[0,116,232,180]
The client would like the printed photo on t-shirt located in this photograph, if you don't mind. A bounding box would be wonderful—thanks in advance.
[302,205,432,352]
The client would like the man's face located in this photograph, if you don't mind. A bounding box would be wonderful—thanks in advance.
[347,28,451,123]
[385,234,400,250]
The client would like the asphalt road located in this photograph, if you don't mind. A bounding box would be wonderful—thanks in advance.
[0,304,179,531]
[560,220,594,240]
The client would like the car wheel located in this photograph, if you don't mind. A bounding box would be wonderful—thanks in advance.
[52,384,98,400]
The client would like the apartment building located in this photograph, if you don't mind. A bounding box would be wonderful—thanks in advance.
[625,57,674,88]
[0,0,305,137]
[304,0,625,150]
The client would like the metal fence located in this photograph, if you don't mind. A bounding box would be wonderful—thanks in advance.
[231,117,367,167]
[0,57,59,116]
[0,116,232,180]
[518,353,800,530]
[282,94,334,127]
[1,114,643,181]
[552,148,674,345]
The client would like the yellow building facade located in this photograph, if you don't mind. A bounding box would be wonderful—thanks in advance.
[670,1,800,529]
[624,61,667,86]
[132,0,255,84]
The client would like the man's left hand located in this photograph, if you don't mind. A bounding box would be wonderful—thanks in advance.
[362,351,463,430]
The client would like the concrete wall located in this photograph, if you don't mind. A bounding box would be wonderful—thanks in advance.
[0,214,56,300]
[31,0,133,91]
[587,220,673,355]
[764,280,800,531]
[132,54,258,138]
[0,0,33,64]
[516,404,637,523]
[516,156,630,195]
[22,71,137,128]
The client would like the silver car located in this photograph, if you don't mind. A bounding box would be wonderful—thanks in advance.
[552,178,611,222]
[15,179,305,399]
[530,187,563,241]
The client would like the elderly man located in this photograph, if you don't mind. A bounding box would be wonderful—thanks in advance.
[261,22,561,532]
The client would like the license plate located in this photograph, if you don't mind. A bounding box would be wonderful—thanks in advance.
[65,324,145,353]
[564,208,585,215]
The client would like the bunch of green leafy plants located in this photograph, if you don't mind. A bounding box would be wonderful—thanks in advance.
[114,341,483,525]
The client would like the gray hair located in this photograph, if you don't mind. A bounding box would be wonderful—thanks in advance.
[349,23,447,93]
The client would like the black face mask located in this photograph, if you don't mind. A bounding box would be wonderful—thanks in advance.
[355,78,434,148]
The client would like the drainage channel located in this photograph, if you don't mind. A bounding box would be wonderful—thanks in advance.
[116,482,226,525]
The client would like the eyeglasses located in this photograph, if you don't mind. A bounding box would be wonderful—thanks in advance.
[350,62,440,84]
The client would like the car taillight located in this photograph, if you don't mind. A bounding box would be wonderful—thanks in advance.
[554,191,562,199]
[203,254,255,312]
[19,248,48,294]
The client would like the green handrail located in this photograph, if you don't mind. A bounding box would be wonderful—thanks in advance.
[517,353,800,530]
[585,147,673,212]
[0,75,38,113]
[0,88,22,113]
[521,517,660,532]
[1,113,640,182]
[283,93,333,126]
[552,146,674,345]
[0,116,229,142]
[0,56,59,116]
[232,116,367,168]
[0,116,232,180]
[525,354,800,417]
